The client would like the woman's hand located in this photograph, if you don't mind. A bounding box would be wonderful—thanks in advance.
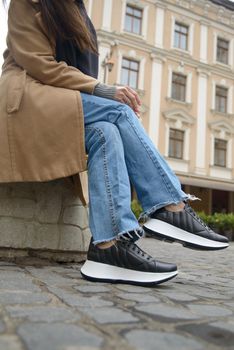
[114,86,142,118]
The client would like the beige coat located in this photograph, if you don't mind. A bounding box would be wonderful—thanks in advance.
[0,0,98,199]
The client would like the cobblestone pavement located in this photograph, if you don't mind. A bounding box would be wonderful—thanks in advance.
[0,238,233,350]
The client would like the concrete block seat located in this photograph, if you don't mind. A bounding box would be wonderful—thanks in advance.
[0,179,91,262]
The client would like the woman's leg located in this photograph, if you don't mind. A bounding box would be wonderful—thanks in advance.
[85,120,143,245]
[82,117,178,286]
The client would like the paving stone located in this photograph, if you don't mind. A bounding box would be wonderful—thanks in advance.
[162,292,197,302]
[0,320,5,333]
[45,264,77,278]
[135,303,201,320]
[0,292,51,305]
[225,290,234,297]
[73,285,110,293]
[187,304,233,317]
[6,306,81,323]
[224,281,234,289]
[0,271,41,292]
[48,286,113,308]
[117,293,159,303]
[191,289,232,300]
[81,306,139,324]
[174,285,222,297]
[26,267,76,286]
[210,321,234,333]
[61,272,85,280]
[115,285,151,293]
[0,335,24,350]
[45,266,75,273]
[224,302,234,309]
[125,330,204,350]
[17,323,103,350]
[177,323,234,347]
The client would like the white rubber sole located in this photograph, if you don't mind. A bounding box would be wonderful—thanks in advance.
[143,219,229,250]
[80,260,178,286]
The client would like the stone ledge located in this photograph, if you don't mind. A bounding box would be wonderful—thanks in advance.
[0,180,91,262]
[0,248,87,263]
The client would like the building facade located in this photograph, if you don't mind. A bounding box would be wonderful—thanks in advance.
[84,0,234,214]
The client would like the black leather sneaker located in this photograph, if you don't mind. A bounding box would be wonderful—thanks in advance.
[80,239,178,286]
[143,203,229,250]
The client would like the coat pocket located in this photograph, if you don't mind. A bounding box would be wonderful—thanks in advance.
[7,70,26,114]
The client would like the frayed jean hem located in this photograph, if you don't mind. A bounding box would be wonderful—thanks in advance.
[92,226,144,245]
[117,226,145,242]
[92,235,119,246]
[138,195,189,222]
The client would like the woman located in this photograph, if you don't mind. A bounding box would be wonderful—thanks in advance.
[0,0,228,286]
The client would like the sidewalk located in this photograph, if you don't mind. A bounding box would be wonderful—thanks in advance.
[0,238,233,350]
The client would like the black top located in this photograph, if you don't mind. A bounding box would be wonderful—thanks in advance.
[55,0,99,79]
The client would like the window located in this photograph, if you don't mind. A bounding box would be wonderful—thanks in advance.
[214,139,227,167]
[212,190,229,214]
[124,4,143,35]
[216,38,229,65]
[174,22,189,50]
[171,73,187,102]
[169,129,184,159]
[215,86,228,113]
[121,58,139,89]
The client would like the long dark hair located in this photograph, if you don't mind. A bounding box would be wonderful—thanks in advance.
[3,0,97,53]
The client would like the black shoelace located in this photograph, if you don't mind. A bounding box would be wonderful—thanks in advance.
[122,241,152,261]
[186,205,212,232]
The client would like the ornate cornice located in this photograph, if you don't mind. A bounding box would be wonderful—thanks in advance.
[163,108,196,125]
[154,0,234,29]
[208,119,234,135]
[97,30,234,80]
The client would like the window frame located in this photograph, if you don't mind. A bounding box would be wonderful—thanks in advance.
[120,57,140,89]
[215,85,228,114]
[168,128,185,160]
[171,73,187,102]
[214,138,227,167]
[174,22,189,51]
[124,4,143,36]
[216,37,229,65]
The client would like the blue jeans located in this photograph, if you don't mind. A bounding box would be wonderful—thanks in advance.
[81,93,187,245]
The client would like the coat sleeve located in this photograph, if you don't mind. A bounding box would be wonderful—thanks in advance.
[7,0,99,93]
